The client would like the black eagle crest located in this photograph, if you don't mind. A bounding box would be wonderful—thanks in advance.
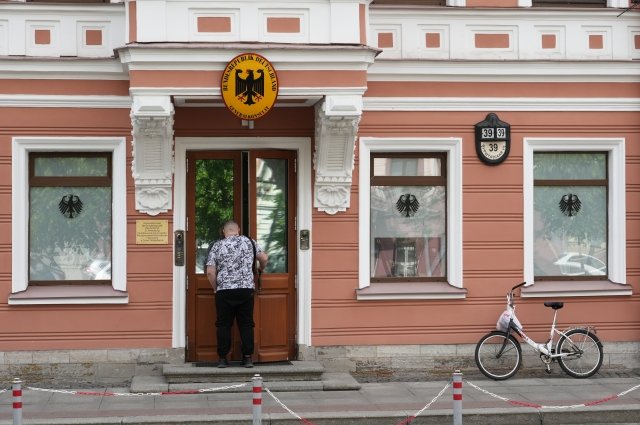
[58,194,83,219]
[235,69,264,106]
[559,193,581,217]
[396,194,420,217]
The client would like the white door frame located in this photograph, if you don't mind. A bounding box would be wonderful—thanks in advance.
[172,137,313,350]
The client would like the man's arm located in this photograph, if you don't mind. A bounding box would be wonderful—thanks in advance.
[256,252,268,271]
[206,265,217,291]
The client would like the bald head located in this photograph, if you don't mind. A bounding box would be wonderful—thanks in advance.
[222,220,240,238]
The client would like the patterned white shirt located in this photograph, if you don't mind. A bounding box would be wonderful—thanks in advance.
[206,235,262,291]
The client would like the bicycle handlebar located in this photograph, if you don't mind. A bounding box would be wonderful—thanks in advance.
[511,281,527,291]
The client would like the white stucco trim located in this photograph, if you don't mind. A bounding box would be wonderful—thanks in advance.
[0,95,132,108]
[358,137,463,292]
[363,97,640,112]
[367,61,640,82]
[173,137,313,348]
[11,137,127,297]
[522,138,627,292]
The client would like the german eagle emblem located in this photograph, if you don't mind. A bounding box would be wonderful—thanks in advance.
[235,69,264,106]
[58,194,83,218]
[559,193,581,217]
[396,194,420,217]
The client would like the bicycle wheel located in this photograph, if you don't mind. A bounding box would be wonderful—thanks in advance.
[475,331,522,380]
[557,328,603,378]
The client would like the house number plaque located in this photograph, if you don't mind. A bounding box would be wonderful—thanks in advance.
[475,113,511,165]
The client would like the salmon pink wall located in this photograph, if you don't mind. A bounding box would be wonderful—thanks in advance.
[310,103,640,347]
[0,106,175,350]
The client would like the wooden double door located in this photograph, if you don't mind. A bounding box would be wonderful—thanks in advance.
[185,150,297,362]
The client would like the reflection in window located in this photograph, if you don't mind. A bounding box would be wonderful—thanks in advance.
[29,154,112,283]
[533,152,608,279]
[193,159,235,274]
[256,158,287,273]
[370,153,447,282]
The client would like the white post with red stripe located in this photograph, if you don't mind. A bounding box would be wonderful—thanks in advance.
[252,374,262,425]
[452,370,462,425]
[13,378,23,425]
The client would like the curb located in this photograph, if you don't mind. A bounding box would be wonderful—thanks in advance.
[2,404,639,425]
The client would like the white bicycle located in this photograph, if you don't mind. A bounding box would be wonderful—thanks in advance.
[475,282,604,380]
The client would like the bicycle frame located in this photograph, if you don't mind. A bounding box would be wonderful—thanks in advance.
[479,281,604,380]
[508,311,576,359]
[498,282,590,360]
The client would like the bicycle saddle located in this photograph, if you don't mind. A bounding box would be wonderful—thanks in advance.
[544,301,564,310]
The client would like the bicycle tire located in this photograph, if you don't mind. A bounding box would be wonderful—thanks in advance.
[475,331,522,380]
[557,328,603,378]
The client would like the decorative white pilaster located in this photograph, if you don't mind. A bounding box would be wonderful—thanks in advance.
[131,95,175,216]
[313,95,362,215]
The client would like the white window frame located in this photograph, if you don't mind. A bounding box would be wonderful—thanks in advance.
[11,137,127,302]
[358,137,463,294]
[523,138,628,296]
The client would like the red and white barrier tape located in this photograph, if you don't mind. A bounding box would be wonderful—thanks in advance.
[396,381,451,425]
[25,382,248,397]
[465,380,640,410]
[265,388,316,425]
[265,381,451,425]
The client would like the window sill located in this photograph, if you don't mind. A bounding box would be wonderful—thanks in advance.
[356,281,467,300]
[8,285,129,305]
[522,280,632,298]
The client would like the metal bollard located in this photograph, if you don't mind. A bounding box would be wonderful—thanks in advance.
[452,370,462,425]
[252,374,262,425]
[13,378,23,425]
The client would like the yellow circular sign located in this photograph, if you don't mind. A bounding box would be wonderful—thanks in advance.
[221,53,278,120]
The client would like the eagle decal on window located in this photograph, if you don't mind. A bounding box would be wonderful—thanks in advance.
[559,193,581,217]
[58,194,83,219]
[396,193,420,217]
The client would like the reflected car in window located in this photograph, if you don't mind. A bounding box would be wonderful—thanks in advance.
[82,259,111,280]
[554,253,606,276]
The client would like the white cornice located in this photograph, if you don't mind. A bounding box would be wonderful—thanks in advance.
[363,97,640,112]
[0,3,124,13]
[0,58,128,80]
[118,44,379,72]
[0,95,131,108]
[4,93,635,112]
[131,86,368,97]
[367,60,640,82]
[370,7,637,19]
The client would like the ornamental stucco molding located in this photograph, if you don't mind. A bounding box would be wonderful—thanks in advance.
[131,95,175,216]
[313,95,362,215]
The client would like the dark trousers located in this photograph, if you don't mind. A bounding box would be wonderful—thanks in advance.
[215,288,255,358]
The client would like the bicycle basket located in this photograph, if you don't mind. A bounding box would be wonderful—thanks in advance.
[496,308,523,332]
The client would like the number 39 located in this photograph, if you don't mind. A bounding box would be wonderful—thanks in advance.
[482,128,494,139]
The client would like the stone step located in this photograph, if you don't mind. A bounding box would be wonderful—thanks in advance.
[131,372,361,393]
[163,360,326,384]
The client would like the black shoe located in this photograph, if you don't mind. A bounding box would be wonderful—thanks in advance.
[242,355,254,368]
[217,358,229,368]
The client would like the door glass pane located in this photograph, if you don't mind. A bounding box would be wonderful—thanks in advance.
[194,159,235,274]
[29,187,111,281]
[256,158,287,273]
[534,186,607,277]
[370,185,446,278]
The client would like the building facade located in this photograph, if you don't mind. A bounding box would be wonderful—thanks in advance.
[0,0,638,384]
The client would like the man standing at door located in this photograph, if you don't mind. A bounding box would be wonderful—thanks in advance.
[206,220,268,368]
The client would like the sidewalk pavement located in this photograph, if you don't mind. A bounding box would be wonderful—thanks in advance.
[1,373,639,425]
